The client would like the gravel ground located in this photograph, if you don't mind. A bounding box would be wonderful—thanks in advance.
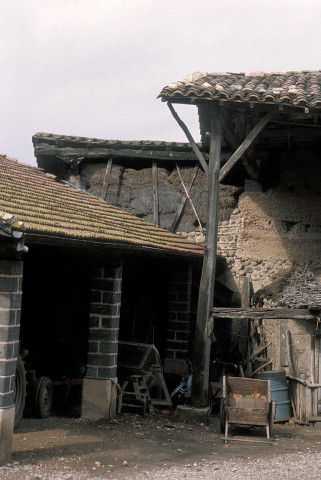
[139,452,321,479]
[1,414,321,479]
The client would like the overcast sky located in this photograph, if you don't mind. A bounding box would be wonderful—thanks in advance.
[1,0,321,165]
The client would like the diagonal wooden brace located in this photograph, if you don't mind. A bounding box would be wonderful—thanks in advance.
[167,102,209,174]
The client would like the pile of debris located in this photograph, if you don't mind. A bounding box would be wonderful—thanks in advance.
[281,267,321,308]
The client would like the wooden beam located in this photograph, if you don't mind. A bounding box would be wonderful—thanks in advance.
[170,165,199,233]
[152,161,159,226]
[211,307,317,320]
[35,146,202,162]
[167,102,209,174]
[191,104,222,408]
[219,110,275,182]
[101,158,113,201]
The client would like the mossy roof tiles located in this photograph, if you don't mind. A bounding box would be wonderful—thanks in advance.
[0,156,203,256]
[159,71,321,109]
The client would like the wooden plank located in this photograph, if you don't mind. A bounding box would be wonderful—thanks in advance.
[222,437,273,444]
[227,377,268,393]
[191,105,222,407]
[101,158,113,201]
[170,165,199,233]
[241,277,251,308]
[219,110,275,182]
[212,307,317,320]
[152,161,159,226]
[35,145,202,162]
[167,102,209,174]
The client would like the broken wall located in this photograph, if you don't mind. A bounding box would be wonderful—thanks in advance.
[81,163,240,233]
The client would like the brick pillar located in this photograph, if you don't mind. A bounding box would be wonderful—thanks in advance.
[82,264,122,420]
[0,260,23,465]
[164,264,192,376]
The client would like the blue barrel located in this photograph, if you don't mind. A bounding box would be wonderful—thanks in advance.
[255,370,291,422]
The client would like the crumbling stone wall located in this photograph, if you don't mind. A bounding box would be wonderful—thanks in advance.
[80,147,321,304]
[81,163,240,233]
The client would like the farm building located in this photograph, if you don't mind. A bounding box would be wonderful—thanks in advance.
[0,154,208,464]
[31,71,321,420]
[158,70,321,419]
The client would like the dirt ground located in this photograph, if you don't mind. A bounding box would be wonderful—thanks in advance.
[2,412,321,479]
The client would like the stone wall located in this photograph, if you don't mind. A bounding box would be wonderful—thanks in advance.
[82,264,122,420]
[80,148,321,306]
[81,163,240,233]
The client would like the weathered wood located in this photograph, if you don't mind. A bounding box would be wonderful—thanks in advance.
[250,343,271,361]
[219,110,275,182]
[170,165,199,233]
[222,437,273,444]
[167,102,209,174]
[35,145,202,162]
[152,161,159,226]
[250,360,273,377]
[241,277,251,308]
[101,158,113,201]
[192,105,222,407]
[212,307,317,320]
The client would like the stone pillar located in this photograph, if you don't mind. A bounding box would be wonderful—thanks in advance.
[0,260,23,465]
[164,264,192,376]
[82,264,122,420]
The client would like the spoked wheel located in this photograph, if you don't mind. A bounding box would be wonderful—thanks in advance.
[14,356,27,429]
[33,376,53,418]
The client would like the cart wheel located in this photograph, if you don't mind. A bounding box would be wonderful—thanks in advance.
[14,356,27,429]
[219,398,226,434]
[33,376,53,418]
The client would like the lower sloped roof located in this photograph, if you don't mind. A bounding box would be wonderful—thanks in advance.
[0,156,203,256]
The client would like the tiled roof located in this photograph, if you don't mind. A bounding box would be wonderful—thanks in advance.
[159,71,321,109]
[33,132,198,152]
[0,156,203,256]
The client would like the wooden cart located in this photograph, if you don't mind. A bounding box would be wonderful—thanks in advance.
[221,376,274,442]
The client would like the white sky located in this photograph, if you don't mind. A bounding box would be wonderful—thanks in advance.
[1,0,321,165]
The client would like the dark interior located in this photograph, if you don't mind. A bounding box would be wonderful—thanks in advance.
[20,245,91,380]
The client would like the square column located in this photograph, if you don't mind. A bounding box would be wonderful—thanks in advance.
[0,260,23,465]
[82,264,122,420]
[164,264,192,375]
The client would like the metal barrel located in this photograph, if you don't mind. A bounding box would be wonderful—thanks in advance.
[255,370,291,422]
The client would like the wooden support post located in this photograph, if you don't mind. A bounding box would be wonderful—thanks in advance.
[219,110,275,182]
[101,158,113,201]
[191,104,222,407]
[167,102,209,174]
[152,161,159,226]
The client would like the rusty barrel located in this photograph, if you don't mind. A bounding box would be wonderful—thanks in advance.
[255,370,291,422]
